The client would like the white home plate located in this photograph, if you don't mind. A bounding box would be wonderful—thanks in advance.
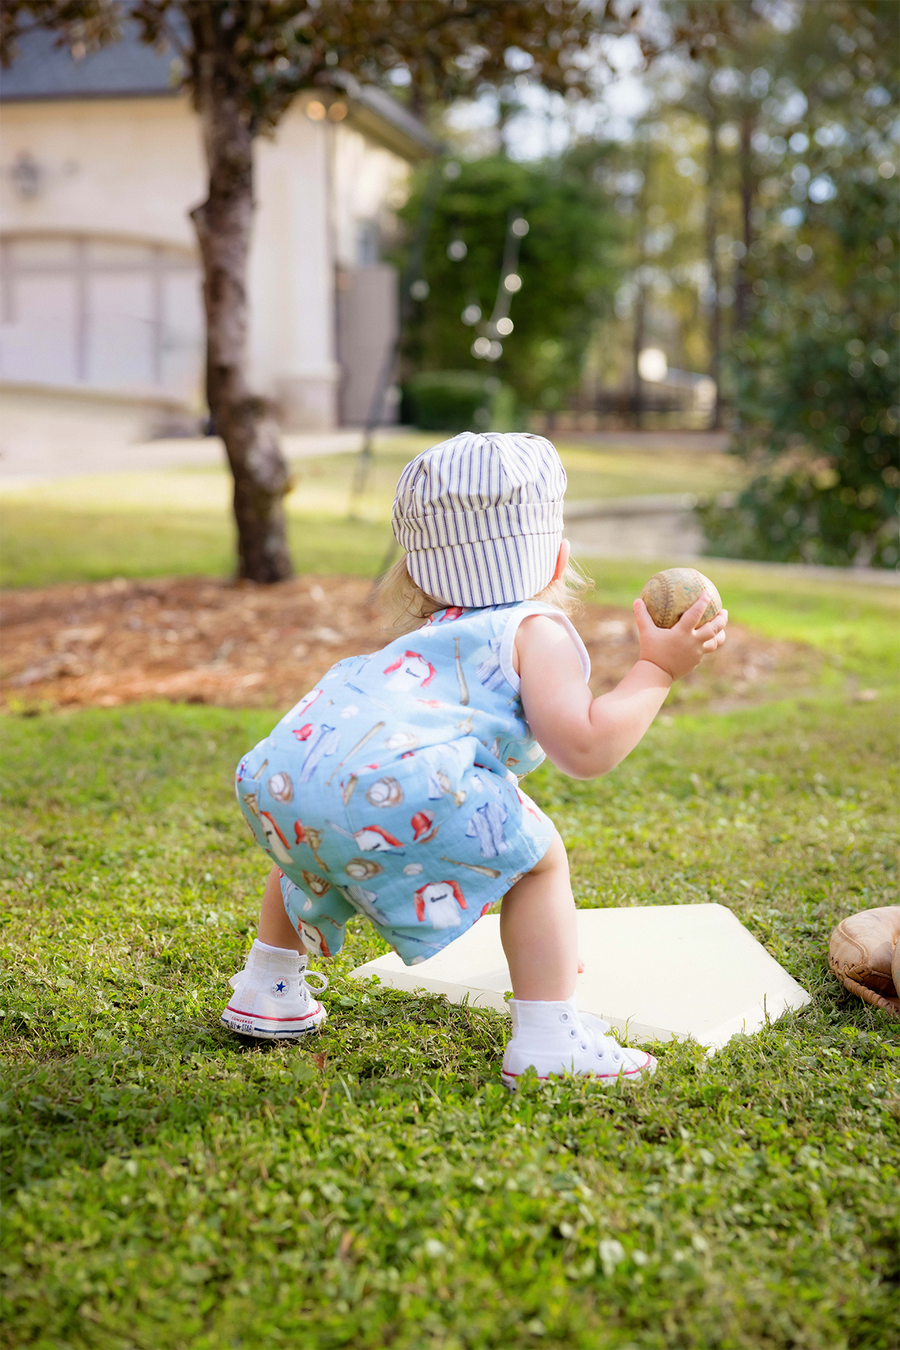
[349,903,812,1053]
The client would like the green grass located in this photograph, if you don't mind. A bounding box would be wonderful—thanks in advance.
[0,502,389,590]
[2,439,897,1344]
[2,698,898,1349]
[582,558,900,686]
[2,441,896,694]
[0,436,745,590]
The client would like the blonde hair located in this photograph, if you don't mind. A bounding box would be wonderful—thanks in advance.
[376,550,593,636]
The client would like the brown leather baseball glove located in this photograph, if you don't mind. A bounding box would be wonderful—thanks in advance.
[828,906,900,1016]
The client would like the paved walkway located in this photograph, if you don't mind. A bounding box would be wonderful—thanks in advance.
[566,495,897,584]
[0,428,413,488]
[553,430,731,453]
[1,414,732,487]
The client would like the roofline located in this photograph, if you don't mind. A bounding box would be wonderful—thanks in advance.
[344,105,438,162]
[0,86,178,103]
[2,78,439,161]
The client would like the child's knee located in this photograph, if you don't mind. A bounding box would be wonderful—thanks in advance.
[529,831,569,877]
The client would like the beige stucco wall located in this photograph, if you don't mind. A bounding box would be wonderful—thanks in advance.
[332,120,410,268]
[0,96,204,248]
[1,93,412,434]
[251,102,337,428]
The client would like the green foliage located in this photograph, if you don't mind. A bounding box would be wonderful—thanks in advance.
[0,503,389,590]
[0,2,621,125]
[401,370,522,434]
[1,694,898,1348]
[400,152,619,408]
[711,177,899,567]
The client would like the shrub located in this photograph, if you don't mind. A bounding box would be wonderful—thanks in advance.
[401,370,522,433]
[397,151,618,410]
[707,133,899,568]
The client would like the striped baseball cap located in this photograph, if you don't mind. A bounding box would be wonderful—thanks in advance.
[391,431,566,607]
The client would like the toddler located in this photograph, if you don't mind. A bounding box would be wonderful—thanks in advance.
[223,432,727,1087]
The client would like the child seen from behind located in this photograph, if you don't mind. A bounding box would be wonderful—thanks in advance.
[224,432,728,1086]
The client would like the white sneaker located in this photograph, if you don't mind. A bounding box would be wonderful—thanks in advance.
[221,939,328,1040]
[501,998,656,1089]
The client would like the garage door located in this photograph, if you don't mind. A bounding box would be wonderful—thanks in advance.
[0,234,204,400]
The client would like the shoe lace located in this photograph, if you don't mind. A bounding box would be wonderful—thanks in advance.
[304,970,328,993]
[559,1009,618,1059]
[596,1033,623,1064]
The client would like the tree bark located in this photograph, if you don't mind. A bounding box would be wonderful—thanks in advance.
[705,104,722,431]
[632,279,645,430]
[190,46,292,583]
[734,112,755,334]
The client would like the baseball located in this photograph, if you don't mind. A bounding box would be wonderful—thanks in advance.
[640,568,722,629]
[366,776,404,808]
[267,772,293,803]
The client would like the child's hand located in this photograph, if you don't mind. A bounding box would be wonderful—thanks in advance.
[633,592,728,681]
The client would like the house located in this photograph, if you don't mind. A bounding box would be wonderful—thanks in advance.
[0,26,436,451]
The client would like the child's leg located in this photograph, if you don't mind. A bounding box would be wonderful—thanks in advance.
[220,867,326,1039]
[499,833,657,1087]
[258,865,307,954]
[500,832,578,1001]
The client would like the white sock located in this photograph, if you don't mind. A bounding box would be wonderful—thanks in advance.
[509,995,583,1044]
[252,938,301,959]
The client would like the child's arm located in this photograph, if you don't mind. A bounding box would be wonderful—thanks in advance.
[515,593,728,779]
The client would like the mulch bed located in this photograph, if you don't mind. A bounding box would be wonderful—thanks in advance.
[1,574,821,712]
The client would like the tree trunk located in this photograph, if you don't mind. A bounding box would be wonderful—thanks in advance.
[632,149,649,431]
[705,105,722,431]
[191,48,292,583]
[734,112,755,334]
[632,280,645,429]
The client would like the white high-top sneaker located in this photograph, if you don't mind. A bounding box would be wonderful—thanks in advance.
[501,997,656,1089]
[221,939,328,1040]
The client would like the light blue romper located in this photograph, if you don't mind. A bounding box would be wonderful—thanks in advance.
[235,602,590,965]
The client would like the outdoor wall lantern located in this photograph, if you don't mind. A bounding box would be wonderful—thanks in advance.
[8,151,44,199]
[5,150,78,200]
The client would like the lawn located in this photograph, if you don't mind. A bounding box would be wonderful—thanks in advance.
[0,434,747,589]
[1,443,898,1347]
[1,697,898,1349]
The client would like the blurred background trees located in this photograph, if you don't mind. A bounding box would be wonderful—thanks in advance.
[5,0,896,570]
[2,0,640,581]
[398,149,620,426]
[696,0,900,567]
[396,0,897,567]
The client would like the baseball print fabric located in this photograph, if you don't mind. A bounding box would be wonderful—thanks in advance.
[235,601,590,966]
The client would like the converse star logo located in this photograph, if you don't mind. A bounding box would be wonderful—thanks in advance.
[271,979,289,997]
